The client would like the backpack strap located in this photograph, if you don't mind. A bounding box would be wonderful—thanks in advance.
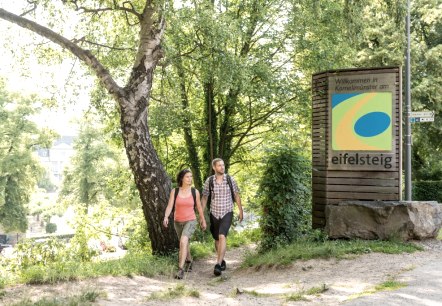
[173,187,179,206]
[207,175,215,211]
[171,187,179,215]
[226,174,236,203]
[191,187,197,210]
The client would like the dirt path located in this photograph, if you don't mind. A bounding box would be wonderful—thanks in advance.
[2,240,442,306]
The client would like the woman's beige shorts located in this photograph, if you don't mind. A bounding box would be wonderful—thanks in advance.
[174,219,197,239]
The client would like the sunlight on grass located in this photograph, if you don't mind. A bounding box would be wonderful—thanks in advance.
[305,283,329,295]
[348,279,407,300]
[19,253,176,285]
[286,292,309,302]
[242,239,423,269]
[374,279,407,291]
[148,284,200,300]
[11,290,102,306]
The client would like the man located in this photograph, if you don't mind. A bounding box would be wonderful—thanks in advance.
[201,158,243,276]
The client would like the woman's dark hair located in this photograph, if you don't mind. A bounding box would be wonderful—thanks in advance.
[176,169,192,187]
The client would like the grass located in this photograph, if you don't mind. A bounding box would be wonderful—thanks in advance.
[286,292,309,302]
[438,228,442,240]
[3,228,259,287]
[285,284,328,302]
[147,284,199,300]
[349,278,407,300]
[242,239,423,269]
[374,279,407,291]
[11,290,102,306]
[230,283,328,301]
[305,283,329,295]
[190,227,260,260]
[18,252,176,285]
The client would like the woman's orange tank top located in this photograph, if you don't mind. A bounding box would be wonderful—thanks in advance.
[174,193,196,222]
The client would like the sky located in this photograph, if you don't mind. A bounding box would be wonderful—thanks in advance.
[0,3,90,136]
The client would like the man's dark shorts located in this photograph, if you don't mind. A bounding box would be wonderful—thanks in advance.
[210,211,233,241]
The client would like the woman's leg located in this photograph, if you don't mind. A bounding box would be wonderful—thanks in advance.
[179,235,189,269]
[186,240,192,262]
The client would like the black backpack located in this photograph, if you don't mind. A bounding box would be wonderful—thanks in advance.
[207,175,235,211]
[173,187,197,212]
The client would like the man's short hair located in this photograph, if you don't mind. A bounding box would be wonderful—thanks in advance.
[212,158,224,168]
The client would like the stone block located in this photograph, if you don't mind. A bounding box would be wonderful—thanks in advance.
[325,201,442,240]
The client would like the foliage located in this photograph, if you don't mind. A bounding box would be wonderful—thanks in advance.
[19,252,175,285]
[36,169,57,193]
[12,238,69,270]
[27,188,62,224]
[408,1,442,181]
[413,181,442,203]
[153,0,306,183]
[123,210,151,254]
[257,146,311,250]
[0,80,56,232]
[242,239,422,269]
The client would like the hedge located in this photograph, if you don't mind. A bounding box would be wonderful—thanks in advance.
[412,181,442,203]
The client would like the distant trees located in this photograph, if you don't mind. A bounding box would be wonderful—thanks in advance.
[0,80,55,232]
[60,118,141,213]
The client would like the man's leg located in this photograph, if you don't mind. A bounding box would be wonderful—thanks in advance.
[216,234,227,265]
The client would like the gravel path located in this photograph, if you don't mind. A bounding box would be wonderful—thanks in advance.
[1,239,441,305]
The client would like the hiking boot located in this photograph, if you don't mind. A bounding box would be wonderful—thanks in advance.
[175,268,184,280]
[214,264,222,276]
[185,260,193,272]
[220,260,226,271]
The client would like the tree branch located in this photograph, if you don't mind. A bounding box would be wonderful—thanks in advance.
[73,36,136,51]
[0,8,125,100]
[62,0,142,21]
[20,0,37,16]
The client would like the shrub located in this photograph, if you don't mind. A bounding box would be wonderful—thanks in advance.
[45,222,57,234]
[13,237,69,270]
[257,146,311,250]
[413,181,442,203]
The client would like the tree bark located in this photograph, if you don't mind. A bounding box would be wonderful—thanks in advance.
[203,80,217,177]
[0,3,178,255]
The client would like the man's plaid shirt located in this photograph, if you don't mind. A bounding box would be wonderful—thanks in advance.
[202,174,240,219]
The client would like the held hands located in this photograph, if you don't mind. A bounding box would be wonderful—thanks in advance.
[200,218,207,231]
[163,216,169,228]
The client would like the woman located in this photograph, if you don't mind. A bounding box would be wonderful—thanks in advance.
[163,169,207,279]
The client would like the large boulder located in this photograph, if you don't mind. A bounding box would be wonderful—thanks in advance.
[325,201,442,240]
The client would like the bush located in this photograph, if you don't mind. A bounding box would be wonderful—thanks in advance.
[413,181,442,203]
[13,238,69,270]
[45,222,57,234]
[257,146,311,250]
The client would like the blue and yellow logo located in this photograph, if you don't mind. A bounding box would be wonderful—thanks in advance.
[332,92,392,151]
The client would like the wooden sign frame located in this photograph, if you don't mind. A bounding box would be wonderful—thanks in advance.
[311,67,402,228]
